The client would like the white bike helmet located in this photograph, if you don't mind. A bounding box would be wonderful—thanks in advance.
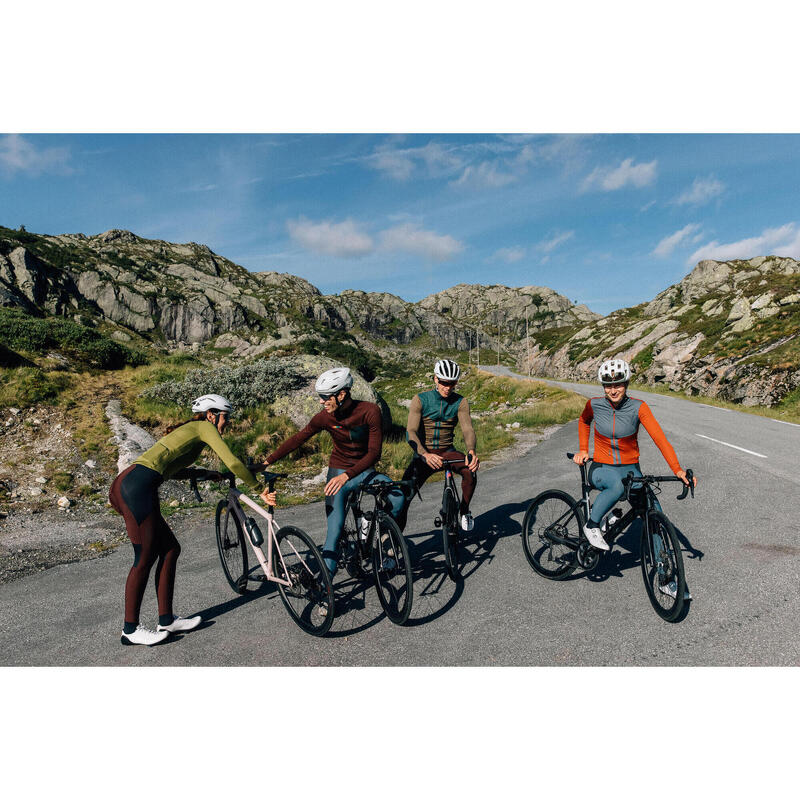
[315,367,354,396]
[598,358,631,385]
[192,394,234,414]
[434,358,460,381]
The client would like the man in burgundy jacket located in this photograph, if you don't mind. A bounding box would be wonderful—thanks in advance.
[264,367,403,577]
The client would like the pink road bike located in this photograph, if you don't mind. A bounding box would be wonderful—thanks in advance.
[196,467,334,636]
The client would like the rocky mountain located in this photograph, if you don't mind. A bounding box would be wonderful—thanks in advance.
[4,225,799,407]
[0,226,594,357]
[519,256,800,406]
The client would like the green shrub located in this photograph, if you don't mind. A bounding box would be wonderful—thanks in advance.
[0,367,72,405]
[141,358,306,409]
[0,309,147,369]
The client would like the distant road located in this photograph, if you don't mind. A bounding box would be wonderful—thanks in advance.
[2,368,799,665]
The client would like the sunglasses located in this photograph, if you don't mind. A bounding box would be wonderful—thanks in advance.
[318,392,335,401]
[438,380,457,388]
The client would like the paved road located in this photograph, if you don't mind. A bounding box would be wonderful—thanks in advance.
[2,373,799,665]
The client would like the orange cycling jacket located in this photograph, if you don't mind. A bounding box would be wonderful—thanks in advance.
[579,396,681,474]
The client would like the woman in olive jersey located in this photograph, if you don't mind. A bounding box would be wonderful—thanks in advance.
[109,394,274,646]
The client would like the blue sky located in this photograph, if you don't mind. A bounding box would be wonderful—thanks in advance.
[2,133,799,315]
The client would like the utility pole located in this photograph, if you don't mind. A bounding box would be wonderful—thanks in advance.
[476,329,480,368]
[526,306,530,376]
[497,331,500,365]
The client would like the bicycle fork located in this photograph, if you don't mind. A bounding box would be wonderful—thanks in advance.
[645,515,668,582]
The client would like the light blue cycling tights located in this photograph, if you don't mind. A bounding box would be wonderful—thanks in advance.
[322,468,405,576]
[587,462,662,524]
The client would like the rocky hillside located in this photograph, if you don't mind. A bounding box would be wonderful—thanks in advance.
[0,226,592,360]
[519,256,800,406]
[4,225,799,407]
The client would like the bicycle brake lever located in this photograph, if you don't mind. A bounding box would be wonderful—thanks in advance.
[190,477,202,503]
[683,468,695,500]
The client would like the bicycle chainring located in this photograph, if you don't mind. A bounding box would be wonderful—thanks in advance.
[577,540,600,570]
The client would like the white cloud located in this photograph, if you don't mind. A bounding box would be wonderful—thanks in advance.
[452,160,517,189]
[640,199,657,213]
[368,141,464,181]
[379,223,464,262]
[675,176,725,205]
[687,223,800,265]
[369,135,587,190]
[537,230,575,253]
[653,223,702,257]
[581,157,658,192]
[490,246,526,263]
[287,217,374,258]
[0,134,72,176]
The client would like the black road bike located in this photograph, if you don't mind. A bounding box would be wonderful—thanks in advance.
[338,476,415,625]
[522,453,695,621]
[407,442,473,581]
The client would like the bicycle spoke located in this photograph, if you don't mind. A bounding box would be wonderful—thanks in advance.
[215,500,249,594]
[274,526,334,636]
[522,491,580,580]
[641,512,686,621]
[372,515,413,625]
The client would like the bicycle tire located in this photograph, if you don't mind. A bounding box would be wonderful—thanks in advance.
[272,525,334,636]
[521,490,581,580]
[640,510,686,622]
[342,506,371,579]
[371,512,413,625]
[215,499,251,594]
[441,485,461,581]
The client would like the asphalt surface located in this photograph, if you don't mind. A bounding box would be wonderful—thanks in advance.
[2,372,799,665]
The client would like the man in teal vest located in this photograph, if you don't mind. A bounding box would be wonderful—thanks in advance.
[397,358,479,532]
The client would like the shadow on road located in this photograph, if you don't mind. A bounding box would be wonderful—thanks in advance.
[192,576,276,623]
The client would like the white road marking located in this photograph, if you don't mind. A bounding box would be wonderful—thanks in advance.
[695,433,767,458]
[697,403,732,412]
[771,419,800,428]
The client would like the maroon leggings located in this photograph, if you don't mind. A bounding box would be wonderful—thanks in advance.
[397,448,477,531]
[109,465,181,625]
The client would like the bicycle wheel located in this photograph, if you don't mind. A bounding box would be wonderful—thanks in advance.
[215,500,250,594]
[641,511,686,622]
[441,486,461,581]
[341,506,371,579]
[273,525,334,636]
[521,490,581,580]
[371,513,413,625]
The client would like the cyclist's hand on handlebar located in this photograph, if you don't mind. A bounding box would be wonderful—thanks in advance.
[467,450,480,473]
[324,472,349,496]
[423,452,443,469]
[573,451,590,465]
[259,487,277,506]
[676,469,697,488]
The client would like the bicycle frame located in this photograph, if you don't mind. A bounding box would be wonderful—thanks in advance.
[442,462,462,514]
[222,487,296,587]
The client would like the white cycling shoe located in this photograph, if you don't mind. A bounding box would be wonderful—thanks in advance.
[157,614,202,633]
[582,523,609,551]
[659,581,692,601]
[120,625,169,646]
[460,512,474,532]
